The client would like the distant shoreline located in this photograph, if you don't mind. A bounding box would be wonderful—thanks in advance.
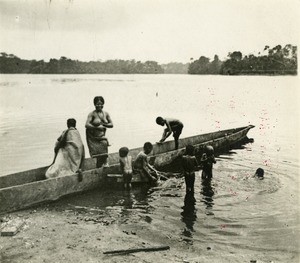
[0,72,297,76]
[0,44,297,75]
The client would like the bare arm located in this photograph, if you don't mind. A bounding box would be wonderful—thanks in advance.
[85,112,96,129]
[201,153,207,162]
[159,121,172,142]
[147,163,156,171]
[57,129,67,141]
[85,112,105,130]
[119,159,125,173]
[141,156,150,175]
[57,134,62,141]
[211,155,216,164]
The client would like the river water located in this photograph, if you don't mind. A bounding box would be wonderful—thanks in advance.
[0,74,299,261]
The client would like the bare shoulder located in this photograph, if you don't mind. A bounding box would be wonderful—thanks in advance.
[88,110,96,117]
[103,110,110,116]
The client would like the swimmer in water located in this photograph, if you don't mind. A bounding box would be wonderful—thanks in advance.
[254,168,264,179]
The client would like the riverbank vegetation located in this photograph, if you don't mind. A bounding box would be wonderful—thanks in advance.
[0,44,297,75]
[0,55,164,74]
[189,44,297,75]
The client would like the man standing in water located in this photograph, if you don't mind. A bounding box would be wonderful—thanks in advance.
[156,117,184,150]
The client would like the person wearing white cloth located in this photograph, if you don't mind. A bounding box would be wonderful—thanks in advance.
[45,118,85,179]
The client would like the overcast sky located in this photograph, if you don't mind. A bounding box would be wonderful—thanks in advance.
[0,0,299,63]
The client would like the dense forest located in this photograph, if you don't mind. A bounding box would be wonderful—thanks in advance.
[188,44,297,75]
[0,44,297,75]
[0,54,164,74]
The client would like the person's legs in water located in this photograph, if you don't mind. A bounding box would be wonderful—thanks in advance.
[202,168,213,180]
[184,175,189,193]
[124,173,132,190]
[190,173,195,193]
[123,173,127,190]
[185,173,195,193]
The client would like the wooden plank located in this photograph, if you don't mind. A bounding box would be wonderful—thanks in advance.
[106,174,123,178]
[1,219,25,236]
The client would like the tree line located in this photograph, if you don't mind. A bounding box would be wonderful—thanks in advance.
[0,44,297,75]
[0,54,164,74]
[188,44,297,75]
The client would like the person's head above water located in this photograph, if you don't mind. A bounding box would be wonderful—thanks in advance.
[255,168,264,179]
[156,117,165,126]
[67,118,76,128]
[143,142,153,154]
[185,144,195,156]
[119,147,129,158]
[204,145,214,156]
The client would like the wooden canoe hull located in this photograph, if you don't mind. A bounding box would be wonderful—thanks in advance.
[0,125,254,214]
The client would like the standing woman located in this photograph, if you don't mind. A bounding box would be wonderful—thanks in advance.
[85,96,113,168]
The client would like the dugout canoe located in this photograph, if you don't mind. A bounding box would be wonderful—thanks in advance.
[0,125,254,214]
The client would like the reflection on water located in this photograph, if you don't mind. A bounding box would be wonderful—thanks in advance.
[46,185,153,225]
[181,192,197,243]
[200,178,215,215]
[119,191,135,209]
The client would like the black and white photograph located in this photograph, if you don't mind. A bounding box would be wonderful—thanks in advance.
[0,0,299,262]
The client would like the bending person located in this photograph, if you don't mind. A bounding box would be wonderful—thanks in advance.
[46,118,85,179]
[156,117,184,150]
[133,142,158,184]
[85,96,113,168]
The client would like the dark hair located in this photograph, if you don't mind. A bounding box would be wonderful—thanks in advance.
[204,145,214,155]
[255,168,264,178]
[156,117,164,125]
[67,118,76,128]
[119,147,129,158]
[143,142,153,151]
[94,96,105,105]
[185,144,194,156]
